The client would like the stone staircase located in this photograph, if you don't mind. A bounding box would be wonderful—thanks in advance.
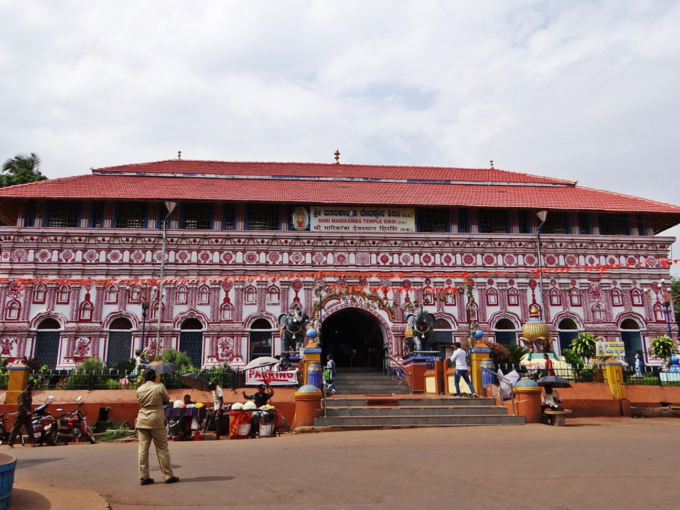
[331,367,411,395]
[314,368,525,429]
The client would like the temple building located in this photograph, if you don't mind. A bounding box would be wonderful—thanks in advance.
[0,158,678,370]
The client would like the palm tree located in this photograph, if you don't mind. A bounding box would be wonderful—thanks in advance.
[1,153,47,187]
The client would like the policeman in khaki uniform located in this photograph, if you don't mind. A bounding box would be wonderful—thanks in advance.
[136,368,179,485]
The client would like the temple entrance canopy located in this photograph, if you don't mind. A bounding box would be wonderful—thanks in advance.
[321,308,385,369]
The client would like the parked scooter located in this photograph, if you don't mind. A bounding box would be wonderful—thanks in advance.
[56,396,96,444]
[31,395,59,446]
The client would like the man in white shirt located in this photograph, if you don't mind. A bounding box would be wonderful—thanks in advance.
[209,382,224,440]
[450,342,477,398]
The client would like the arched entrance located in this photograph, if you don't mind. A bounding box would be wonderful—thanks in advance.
[249,319,273,361]
[34,318,61,369]
[620,318,643,366]
[107,317,133,368]
[321,309,385,368]
[494,319,518,346]
[179,318,204,368]
[558,318,579,353]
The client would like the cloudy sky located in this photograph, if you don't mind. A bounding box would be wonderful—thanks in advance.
[1,0,678,273]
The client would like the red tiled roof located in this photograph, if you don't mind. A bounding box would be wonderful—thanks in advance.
[92,160,576,185]
[0,160,678,215]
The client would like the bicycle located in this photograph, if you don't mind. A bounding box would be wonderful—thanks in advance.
[0,411,26,446]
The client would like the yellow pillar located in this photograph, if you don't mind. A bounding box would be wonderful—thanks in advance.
[470,343,491,396]
[302,339,322,389]
[603,361,626,400]
[5,362,31,405]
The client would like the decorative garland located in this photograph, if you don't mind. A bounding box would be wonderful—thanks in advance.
[0,257,676,291]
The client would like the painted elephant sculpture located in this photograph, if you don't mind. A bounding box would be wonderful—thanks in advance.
[406,305,436,354]
[278,305,309,353]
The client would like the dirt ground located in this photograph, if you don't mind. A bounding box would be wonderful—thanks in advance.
[7,417,680,509]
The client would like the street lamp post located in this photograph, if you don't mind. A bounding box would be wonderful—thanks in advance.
[660,279,674,340]
[156,201,177,350]
[536,210,548,320]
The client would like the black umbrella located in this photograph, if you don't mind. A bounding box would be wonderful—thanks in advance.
[179,373,211,392]
[536,376,572,388]
[147,362,180,375]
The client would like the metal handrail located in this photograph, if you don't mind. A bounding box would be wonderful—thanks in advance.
[481,367,516,416]
[386,355,413,394]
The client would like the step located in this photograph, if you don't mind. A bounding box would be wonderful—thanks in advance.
[334,372,393,379]
[325,406,509,417]
[335,368,383,372]
[333,384,410,392]
[315,415,526,427]
[325,397,497,407]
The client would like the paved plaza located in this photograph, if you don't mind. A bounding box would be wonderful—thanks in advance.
[8,418,680,509]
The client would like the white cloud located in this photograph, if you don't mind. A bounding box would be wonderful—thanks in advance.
[0,0,678,273]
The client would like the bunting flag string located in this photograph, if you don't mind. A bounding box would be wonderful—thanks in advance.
[0,258,677,291]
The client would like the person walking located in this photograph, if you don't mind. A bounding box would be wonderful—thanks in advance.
[8,382,36,448]
[325,354,337,396]
[136,369,179,485]
[544,354,555,377]
[450,342,477,398]
[209,382,224,440]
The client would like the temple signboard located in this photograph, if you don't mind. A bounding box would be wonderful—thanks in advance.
[309,206,416,233]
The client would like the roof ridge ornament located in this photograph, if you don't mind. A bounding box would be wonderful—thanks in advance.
[178,151,182,160]
[490,160,494,169]
[334,149,340,164]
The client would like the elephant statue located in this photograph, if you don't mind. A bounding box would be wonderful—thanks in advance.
[278,305,309,353]
[406,304,436,354]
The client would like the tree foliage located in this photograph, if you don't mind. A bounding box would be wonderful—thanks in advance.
[671,277,680,328]
[571,333,597,361]
[1,153,47,187]
[461,339,514,365]
[648,336,677,361]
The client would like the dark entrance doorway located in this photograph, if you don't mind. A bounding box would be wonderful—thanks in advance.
[34,318,61,369]
[179,318,204,368]
[321,309,384,368]
[107,317,133,369]
[620,318,643,366]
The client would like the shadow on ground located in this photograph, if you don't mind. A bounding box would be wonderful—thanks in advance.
[10,488,52,509]
[180,475,235,483]
[16,458,65,469]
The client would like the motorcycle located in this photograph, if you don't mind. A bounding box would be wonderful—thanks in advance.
[31,395,59,446]
[56,396,96,445]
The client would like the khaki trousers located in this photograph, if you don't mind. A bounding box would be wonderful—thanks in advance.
[138,427,174,481]
[9,413,34,446]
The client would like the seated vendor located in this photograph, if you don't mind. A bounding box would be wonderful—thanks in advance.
[177,394,195,440]
[242,382,275,438]
[541,384,564,425]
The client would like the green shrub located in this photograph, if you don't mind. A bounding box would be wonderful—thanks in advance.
[574,366,595,382]
[115,359,136,373]
[648,336,677,361]
[0,359,8,390]
[562,348,585,368]
[99,421,134,442]
[62,357,108,390]
[505,345,531,365]
[203,363,233,387]
[155,348,197,389]
[157,348,193,367]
